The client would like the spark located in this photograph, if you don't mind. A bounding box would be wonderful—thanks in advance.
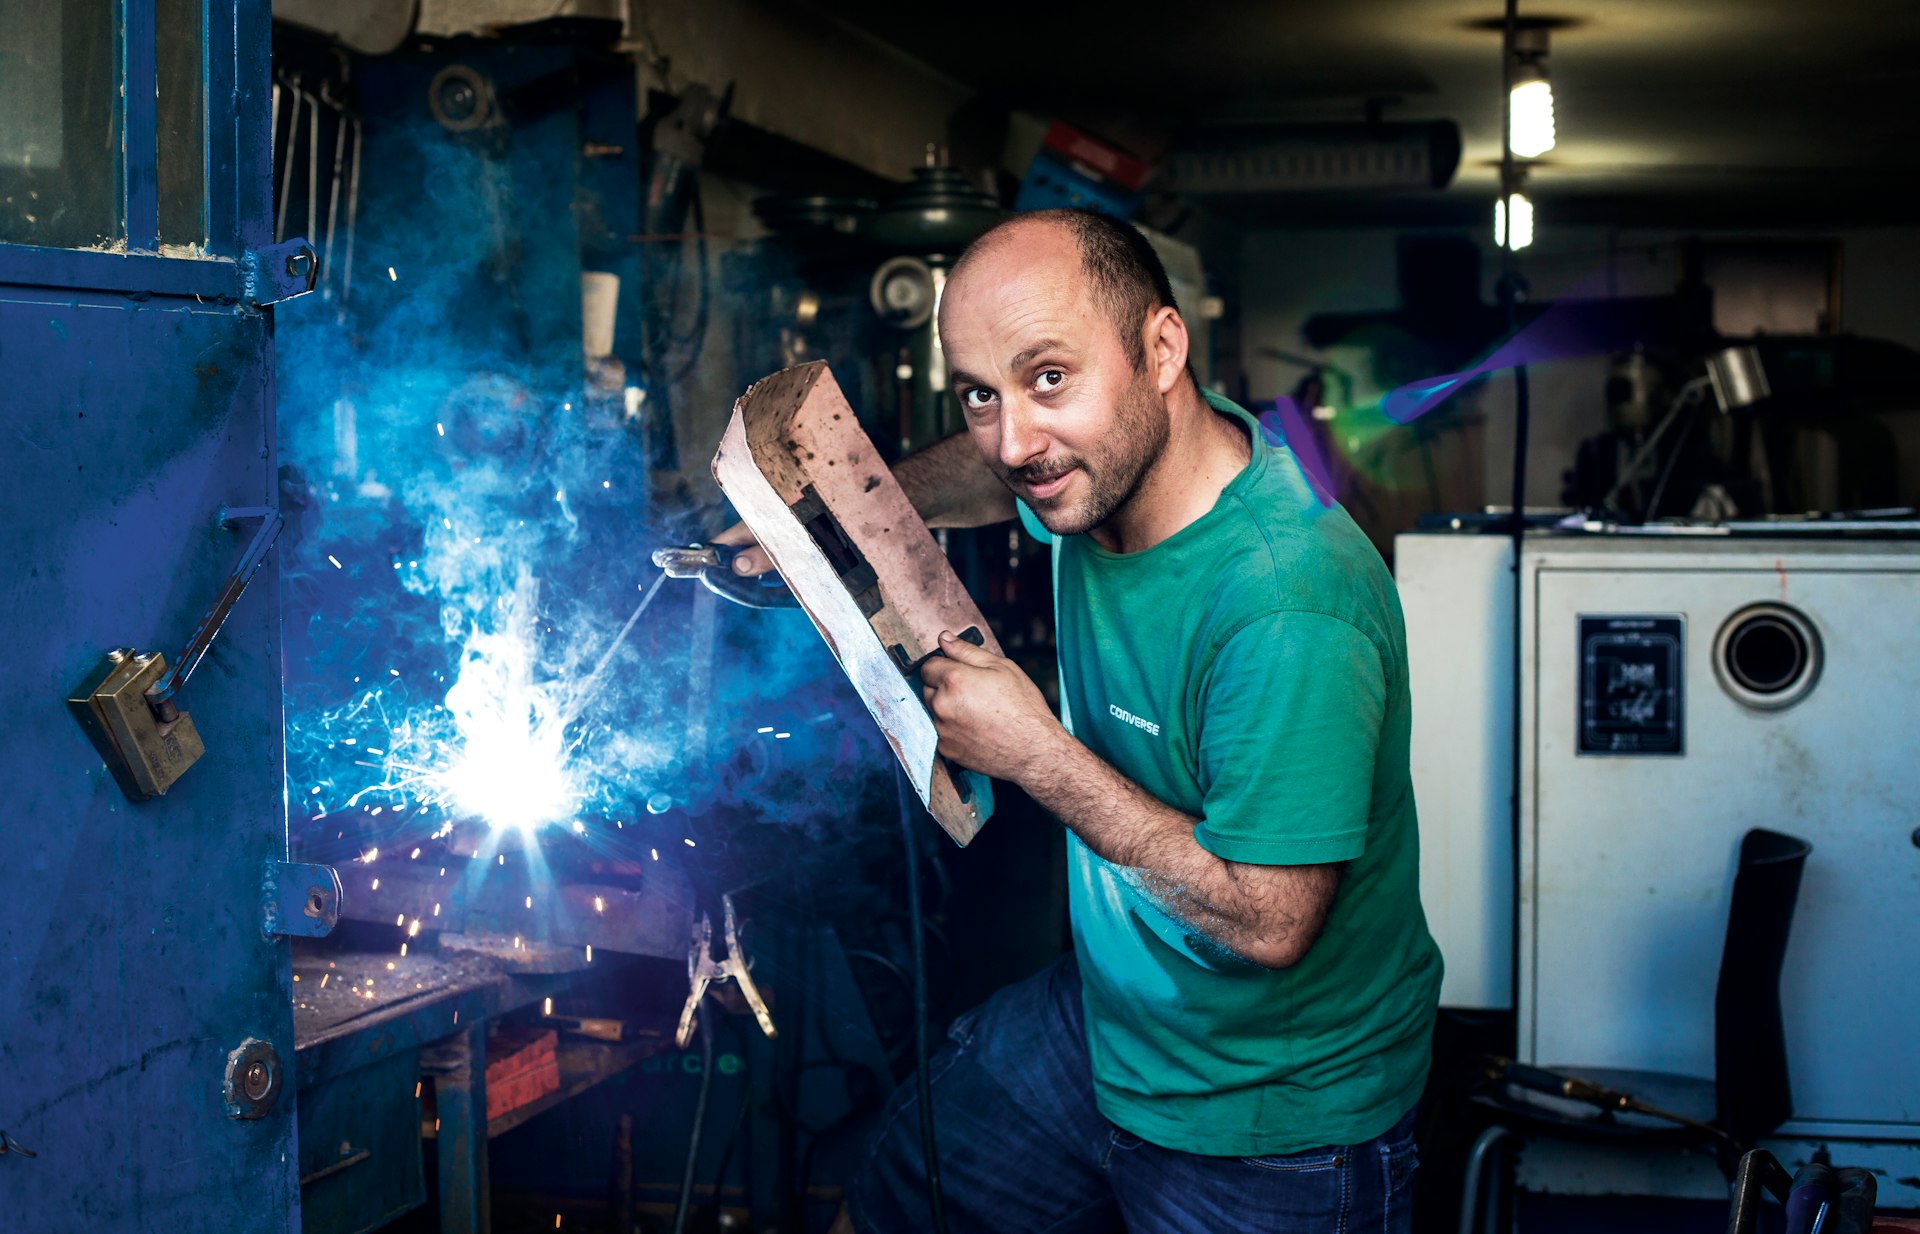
[408,919,420,937]
[387,266,396,281]
[370,879,379,891]
[395,913,404,926]
[410,848,420,859]
[525,896,532,909]
[775,732,791,739]
[386,961,396,970]
[756,726,773,734]
[436,422,445,437]
[400,942,408,956]
[585,945,592,963]
[362,848,379,863]
[593,896,604,914]
[684,838,695,848]
[650,848,658,861]
[327,554,343,569]
[433,903,441,916]
[543,997,553,1016]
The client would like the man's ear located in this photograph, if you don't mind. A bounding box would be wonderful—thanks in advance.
[1146,305,1190,395]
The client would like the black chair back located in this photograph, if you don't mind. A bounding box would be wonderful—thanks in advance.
[1714,828,1812,1147]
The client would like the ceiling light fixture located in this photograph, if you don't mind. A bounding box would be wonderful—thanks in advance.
[1508,27,1556,158]
[1495,184,1534,251]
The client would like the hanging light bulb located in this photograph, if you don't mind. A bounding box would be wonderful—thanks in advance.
[1508,28,1556,158]
[1509,67,1556,158]
[1494,192,1534,251]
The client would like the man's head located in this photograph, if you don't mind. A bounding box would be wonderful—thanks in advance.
[939,209,1197,536]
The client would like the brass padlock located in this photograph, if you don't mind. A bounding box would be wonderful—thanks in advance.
[69,650,205,799]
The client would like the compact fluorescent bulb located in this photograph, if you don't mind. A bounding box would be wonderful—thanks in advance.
[1494,193,1535,251]
[1509,76,1556,158]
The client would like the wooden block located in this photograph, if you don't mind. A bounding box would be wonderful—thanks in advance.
[712,362,998,846]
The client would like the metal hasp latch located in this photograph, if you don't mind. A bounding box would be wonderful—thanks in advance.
[68,506,284,800]
[243,238,319,306]
[676,895,776,1049]
[261,860,342,939]
[711,361,999,845]
[222,1038,285,1120]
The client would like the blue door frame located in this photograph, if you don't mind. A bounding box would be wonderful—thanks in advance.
[1,2,315,1229]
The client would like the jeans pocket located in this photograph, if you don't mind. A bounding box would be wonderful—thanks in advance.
[1381,1136,1418,1194]
[1240,1148,1348,1173]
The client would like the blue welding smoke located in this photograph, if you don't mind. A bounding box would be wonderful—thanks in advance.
[274,111,892,867]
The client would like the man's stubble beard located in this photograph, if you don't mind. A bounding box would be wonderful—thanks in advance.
[1019,366,1170,538]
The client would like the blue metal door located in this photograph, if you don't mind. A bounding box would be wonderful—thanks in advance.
[1,2,312,1228]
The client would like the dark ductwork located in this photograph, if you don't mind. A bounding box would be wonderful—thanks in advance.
[1162,121,1461,194]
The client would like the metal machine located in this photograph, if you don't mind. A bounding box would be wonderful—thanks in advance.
[3,2,315,1228]
[1401,524,1920,1204]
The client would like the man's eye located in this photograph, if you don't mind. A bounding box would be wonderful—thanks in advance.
[961,388,995,409]
[1036,370,1065,392]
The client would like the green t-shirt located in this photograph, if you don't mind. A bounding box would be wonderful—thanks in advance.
[1018,392,1442,1158]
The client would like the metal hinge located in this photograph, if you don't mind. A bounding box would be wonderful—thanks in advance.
[262,860,342,939]
[243,239,318,306]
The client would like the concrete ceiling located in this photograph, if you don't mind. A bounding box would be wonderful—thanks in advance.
[804,0,1920,226]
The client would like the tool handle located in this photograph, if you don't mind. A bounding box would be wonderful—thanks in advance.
[1784,1162,1838,1234]
[699,564,799,609]
[1501,1061,1619,1107]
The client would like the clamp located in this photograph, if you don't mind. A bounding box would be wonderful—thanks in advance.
[675,894,777,1048]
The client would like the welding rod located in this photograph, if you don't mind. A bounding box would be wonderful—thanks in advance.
[323,91,347,295]
[305,87,320,243]
[276,79,301,243]
[341,116,362,307]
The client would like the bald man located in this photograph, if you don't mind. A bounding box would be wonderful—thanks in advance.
[719,209,1440,1233]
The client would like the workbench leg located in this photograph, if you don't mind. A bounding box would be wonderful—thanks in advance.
[433,1022,491,1234]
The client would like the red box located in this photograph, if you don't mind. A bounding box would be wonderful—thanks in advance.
[485,1027,559,1122]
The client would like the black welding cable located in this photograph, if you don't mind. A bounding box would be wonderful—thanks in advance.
[895,765,950,1234]
[1501,0,1530,1039]
[670,1003,715,1234]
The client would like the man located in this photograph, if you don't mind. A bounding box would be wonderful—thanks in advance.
[718,209,1441,1233]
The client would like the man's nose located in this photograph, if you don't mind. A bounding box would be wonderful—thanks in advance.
[998,398,1048,470]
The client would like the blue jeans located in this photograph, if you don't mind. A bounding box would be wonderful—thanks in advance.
[849,956,1420,1234]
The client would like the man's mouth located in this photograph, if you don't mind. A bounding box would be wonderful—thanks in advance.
[1021,468,1076,501]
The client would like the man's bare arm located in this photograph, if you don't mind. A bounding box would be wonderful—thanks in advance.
[1024,736,1341,968]
[891,431,1017,529]
[713,431,1012,575]
[920,634,1341,969]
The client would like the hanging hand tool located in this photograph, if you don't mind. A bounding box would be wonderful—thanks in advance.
[675,894,776,1049]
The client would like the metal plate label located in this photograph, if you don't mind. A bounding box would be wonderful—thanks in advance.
[1578,615,1685,755]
